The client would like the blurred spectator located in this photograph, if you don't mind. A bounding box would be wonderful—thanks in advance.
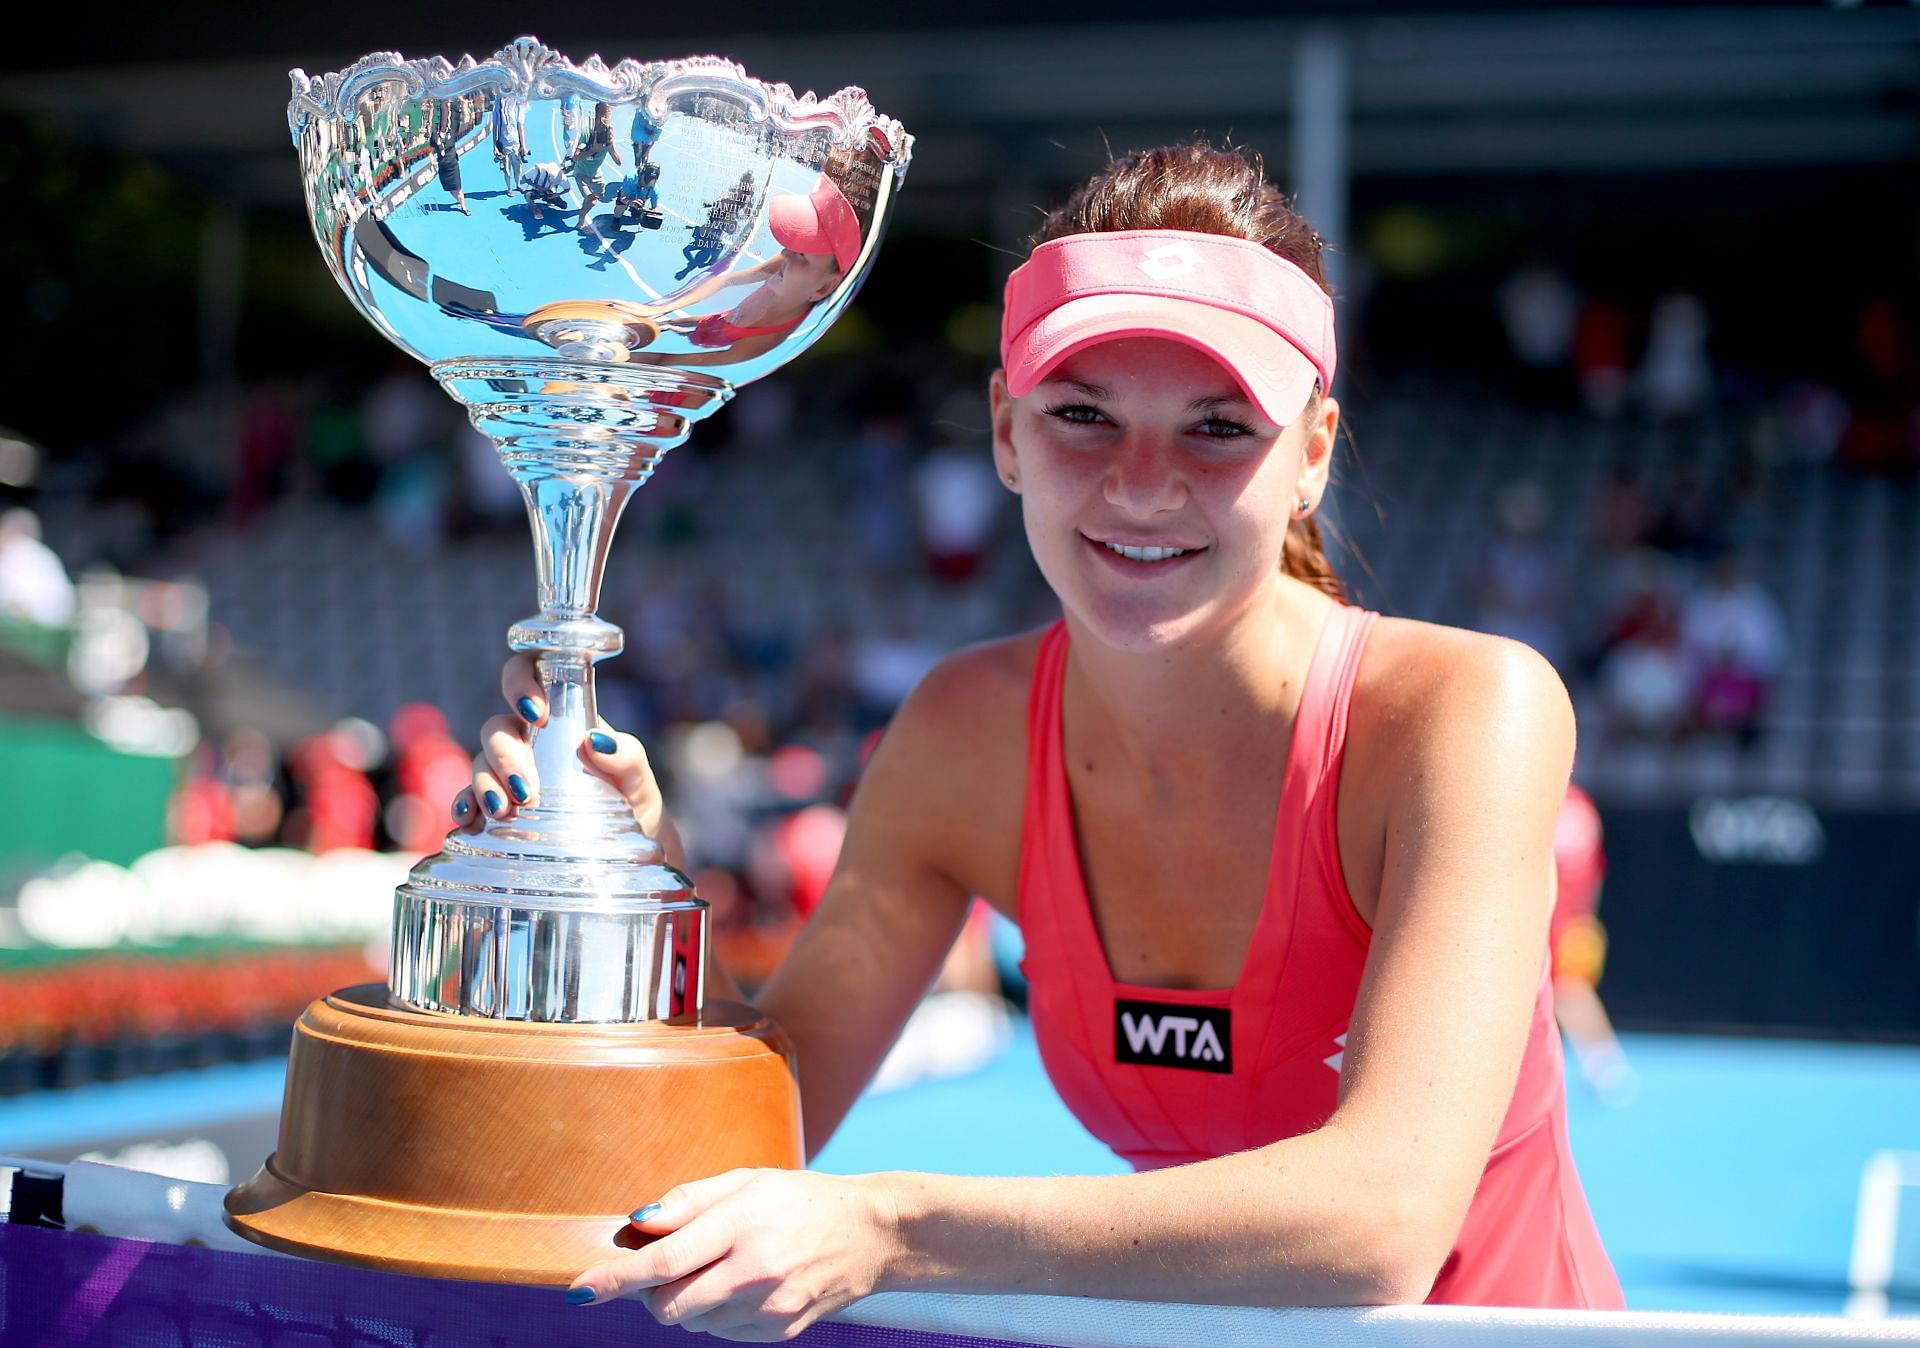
[1595,557,1692,740]
[358,312,451,551]
[851,611,943,727]
[300,386,373,502]
[1592,466,1654,557]
[374,451,449,554]
[168,744,237,846]
[1838,296,1918,475]
[229,382,299,527]
[1682,553,1786,744]
[1572,298,1631,419]
[222,726,284,847]
[1777,379,1851,463]
[386,702,472,855]
[793,624,859,740]
[285,727,379,853]
[1472,480,1567,670]
[454,421,522,534]
[911,433,1002,583]
[1637,293,1713,423]
[848,399,918,574]
[1495,263,1579,405]
[1551,784,1635,1105]
[0,508,75,626]
[359,367,445,470]
[751,801,847,922]
[699,864,795,991]
[1645,464,1724,561]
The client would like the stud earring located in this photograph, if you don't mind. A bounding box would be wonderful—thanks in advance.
[1006,473,1017,487]
[1297,497,1313,515]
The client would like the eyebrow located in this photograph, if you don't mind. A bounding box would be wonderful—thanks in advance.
[1044,377,1250,412]
[1185,393,1253,412]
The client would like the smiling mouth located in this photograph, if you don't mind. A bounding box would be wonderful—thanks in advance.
[1087,536,1205,563]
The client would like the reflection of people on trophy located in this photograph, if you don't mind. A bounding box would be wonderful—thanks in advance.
[491,95,526,194]
[432,173,857,361]
[430,105,468,215]
[570,101,622,233]
[674,172,759,280]
[630,104,661,168]
[677,224,725,281]
[519,162,570,222]
[631,176,860,364]
[610,163,664,231]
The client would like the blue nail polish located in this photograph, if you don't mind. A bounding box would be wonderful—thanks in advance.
[517,696,541,724]
[565,1286,596,1305]
[484,790,503,816]
[508,774,530,804]
[453,797,470,819]
[629,1202,662,1224]
[590,732,616,755]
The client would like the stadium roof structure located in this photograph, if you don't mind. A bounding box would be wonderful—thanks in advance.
[0,4,1913,226]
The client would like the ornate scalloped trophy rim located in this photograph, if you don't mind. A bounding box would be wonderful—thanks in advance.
[287,35,911,169]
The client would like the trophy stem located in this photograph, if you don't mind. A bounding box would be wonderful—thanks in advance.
[432,356,731,835]
[508,464,634,823]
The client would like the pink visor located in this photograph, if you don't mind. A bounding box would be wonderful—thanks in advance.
[1000,229,1336,425]
[769,176,862,273]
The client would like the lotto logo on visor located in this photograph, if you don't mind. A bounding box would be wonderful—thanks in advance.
[1137,242,1201,280]
[1114,998,1232,1074]
[999,229,1338,427]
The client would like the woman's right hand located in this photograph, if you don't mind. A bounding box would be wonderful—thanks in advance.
[453,654,681,862]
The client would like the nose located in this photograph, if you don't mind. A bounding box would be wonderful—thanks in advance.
[1102,432,1186,517]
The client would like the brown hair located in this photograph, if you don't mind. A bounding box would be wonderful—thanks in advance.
[1030,144,1346,602]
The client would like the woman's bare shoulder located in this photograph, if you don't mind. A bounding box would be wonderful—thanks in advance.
[900,628,1048,726]
[1352,614,1574,763]
[878,628,1050,789]
[853,626,1049,904]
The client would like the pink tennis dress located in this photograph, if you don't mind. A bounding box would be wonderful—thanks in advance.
[1017,606,1624,1309]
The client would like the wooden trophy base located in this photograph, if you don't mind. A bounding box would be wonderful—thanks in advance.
[224,984,802,1284]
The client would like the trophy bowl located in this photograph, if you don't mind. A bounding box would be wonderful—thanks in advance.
[223,37,910,1283]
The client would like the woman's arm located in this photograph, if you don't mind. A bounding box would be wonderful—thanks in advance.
[625,330,797,368]
[633,255,782,320]
[568,635,1574,1332]
[760,649,1021,1155]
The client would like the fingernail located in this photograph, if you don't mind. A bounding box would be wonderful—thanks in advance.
[590,732,616,755]
[629,1201,663,1224]
[508,774,530,804]
[517,696,541,724]
[565,1286,596,1306]
[453,796,470,820]
[484,790,503,816]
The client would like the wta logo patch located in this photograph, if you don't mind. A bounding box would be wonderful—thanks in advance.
[1114,999,1232,1074]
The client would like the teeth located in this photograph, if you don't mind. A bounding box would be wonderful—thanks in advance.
[1103,541,1189,562]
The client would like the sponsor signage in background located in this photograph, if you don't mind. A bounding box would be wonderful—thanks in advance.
[1689,796,1826,866]
[1598,801,1920,1036]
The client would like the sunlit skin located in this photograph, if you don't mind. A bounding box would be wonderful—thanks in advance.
[456,335,1578,1338]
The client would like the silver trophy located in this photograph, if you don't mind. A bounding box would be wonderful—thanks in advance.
[224,40,909,1279]
[291,37,909,1024]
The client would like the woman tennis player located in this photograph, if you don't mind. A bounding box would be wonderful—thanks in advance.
[456,143,1624,1334]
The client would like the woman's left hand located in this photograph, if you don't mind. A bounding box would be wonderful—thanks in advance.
[569,1168,900,1341]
